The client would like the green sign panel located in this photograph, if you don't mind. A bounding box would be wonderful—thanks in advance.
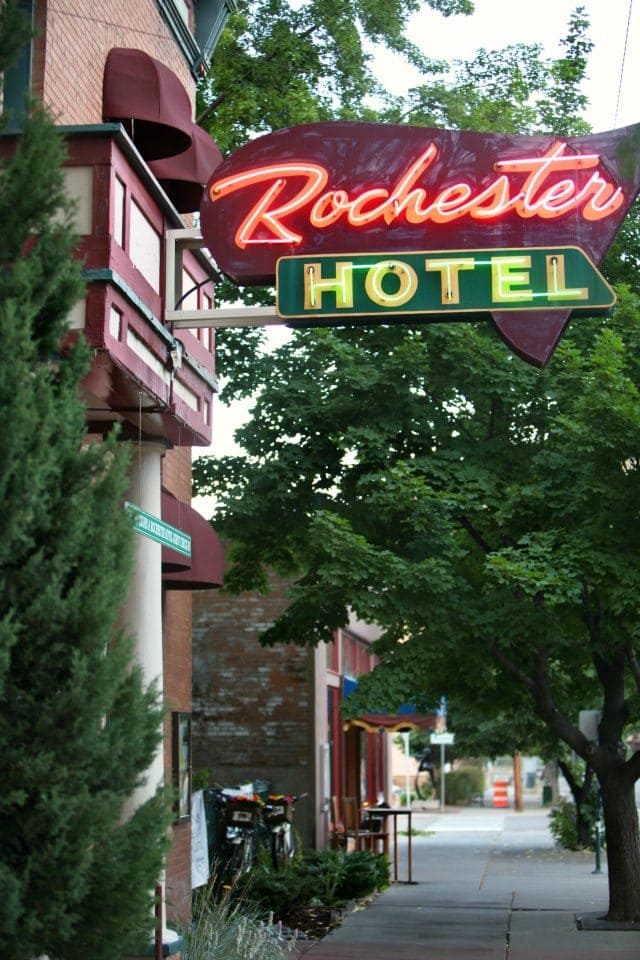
[431,732,455,745]
[276,246,615,322]
[125,501,191,557]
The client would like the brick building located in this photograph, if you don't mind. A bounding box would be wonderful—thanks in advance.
[193,576,394,850]
[3,0,236,951]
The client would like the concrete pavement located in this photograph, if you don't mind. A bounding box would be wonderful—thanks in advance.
[298,805,640,960]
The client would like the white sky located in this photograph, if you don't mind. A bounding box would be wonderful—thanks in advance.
[377,0,637,132]
[195,0,638,479]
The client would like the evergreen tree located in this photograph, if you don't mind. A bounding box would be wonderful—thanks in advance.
[0,4,169,956]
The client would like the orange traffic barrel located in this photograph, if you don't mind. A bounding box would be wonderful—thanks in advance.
[493,779,509,808]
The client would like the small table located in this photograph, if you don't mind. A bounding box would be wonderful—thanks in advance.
[364,807,413,883]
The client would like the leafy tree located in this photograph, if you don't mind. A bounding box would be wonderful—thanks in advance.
[198,0,473,151]
[397,695,599,845]
[385,5,592,135]
[197,292,640,924]
[0,4,170,956]
[195,3,640,922]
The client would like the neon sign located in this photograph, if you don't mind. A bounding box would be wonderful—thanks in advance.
[200,120,640,365]
[276,247,615,321]
[210,143,624,250]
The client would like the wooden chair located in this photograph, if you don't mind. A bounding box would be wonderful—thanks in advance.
[340,797,389,854]
[330,795,346,848]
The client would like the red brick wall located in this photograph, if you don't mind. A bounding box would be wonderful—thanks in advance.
[192,571,317,846]
[163,446,192,502]
[35,0,196,126]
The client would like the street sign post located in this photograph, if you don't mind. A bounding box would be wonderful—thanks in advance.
[431,732,455,809]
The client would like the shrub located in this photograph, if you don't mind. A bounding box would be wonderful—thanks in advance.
[549,800,580,850]
[234,847,389,916]
[302,848,348,905]
[186,886,289,960]
[398,789,416,806]
[445,767,485,805]
[548,799,601,851]
[233,857,308,917]
[337,850,389,900]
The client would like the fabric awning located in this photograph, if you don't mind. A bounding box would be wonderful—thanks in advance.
[161,488,224,590]
[103,48,193,160]
[341,677,438,733]
[160,487,192,572]
[343,713,438,735]
[149,123,223,213]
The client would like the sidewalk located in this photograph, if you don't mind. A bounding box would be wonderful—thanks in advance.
[297,805,640,960]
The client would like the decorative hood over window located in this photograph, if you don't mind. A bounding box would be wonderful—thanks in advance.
[103,48,193,160]
[149,123,223,212]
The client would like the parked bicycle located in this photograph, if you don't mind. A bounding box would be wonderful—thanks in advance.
[263,792,307,869]
[204,784,307,881]
[206,789,264,884]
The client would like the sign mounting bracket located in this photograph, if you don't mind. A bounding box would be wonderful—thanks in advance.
[165,227,281,329]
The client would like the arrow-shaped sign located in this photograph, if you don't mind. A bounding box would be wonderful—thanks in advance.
[276,246,615,322]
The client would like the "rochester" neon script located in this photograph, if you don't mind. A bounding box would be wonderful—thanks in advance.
[209,142,625,249]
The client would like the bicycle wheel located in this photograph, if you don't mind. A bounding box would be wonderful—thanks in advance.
[271,824,294,869]
[240,832,255,873]
[226,842,245,883]
[226,834,253,883]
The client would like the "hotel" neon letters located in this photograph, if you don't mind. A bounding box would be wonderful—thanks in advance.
[297,252,592,315]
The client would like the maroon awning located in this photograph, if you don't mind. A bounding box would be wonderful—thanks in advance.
[161,488,224,590]
[103,48,192,160]
[343,714,438,734]
[149,123,223,213]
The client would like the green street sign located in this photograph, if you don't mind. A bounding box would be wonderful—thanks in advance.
[276,246,615,322]
[125,501,191,557]
[431,732,455,745]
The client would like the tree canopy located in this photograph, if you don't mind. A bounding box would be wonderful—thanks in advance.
[198,0,474,152]
[196,1,640,920]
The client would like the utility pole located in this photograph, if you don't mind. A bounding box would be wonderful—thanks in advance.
[401,731,411,805]
[513,752,524,811]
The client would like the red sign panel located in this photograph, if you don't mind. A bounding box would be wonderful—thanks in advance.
[200,121,640,365]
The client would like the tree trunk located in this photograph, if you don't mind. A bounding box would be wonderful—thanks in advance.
[600,770,640,921]
[575,805,593,850]
[542,760,560,803]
